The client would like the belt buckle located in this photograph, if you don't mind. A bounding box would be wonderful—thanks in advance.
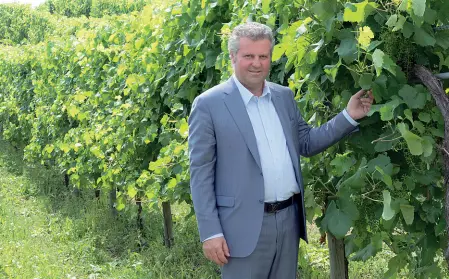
[270,202,280,213]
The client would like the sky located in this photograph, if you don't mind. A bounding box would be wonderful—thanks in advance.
[0,0,46,7]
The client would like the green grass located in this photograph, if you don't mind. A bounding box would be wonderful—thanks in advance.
[0,140,218,279]
[0,138,445,279]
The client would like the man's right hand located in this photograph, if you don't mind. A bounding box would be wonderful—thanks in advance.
[203,236,230,266]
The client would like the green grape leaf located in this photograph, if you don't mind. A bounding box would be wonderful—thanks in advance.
[304,188,319,222]
[330,152,355,176]
[413,26,436,46]
[370,74,389,101]
[351,243,376,261]
[367,154,393,176]
[367,40,383,52]
[372,49,384,76]
[304,188,316,208]
[402,21,415,38]
[324,59,342,83]
[374,137,398,152]
[351,234,383,261]
[167,177,177,189]
[116,201,125,211]
[44,144,54,154]
[400,204,415,225]
[431,127,444,138]
[343,1,378,23]
[376,98,403,121]
[397,122,423,155]
[128,185,137,198]
[382,190,396,220]
[423,7,437,23]
[135,38,145,49]
[403,176,415,191]
[311,0,337,21]
[359,73,374,90]
[67,105,80,118]
[205,50,219,68]
[385,14,398,27]
[372,49,397,76]
[398,0,408,11]
[393,15,407,32]
[338,160,367,189]
[412,0,426,17]
[422,136,434,157]
[436,31,449,49]
[398,85,427,109]
[339,195,360,221]
[373,133,398,154]
[418,112,431,123]
[375,166,393,188]
[178,74,188,88]
[402,21,415,39]
[178,119,189,138]
[414,121,425,134]
[272,44,286,61]
[404,109,414,124]
[337,38,358,63]
[321,201,352,238]
[379,105,393,121]
[262,0,271,13]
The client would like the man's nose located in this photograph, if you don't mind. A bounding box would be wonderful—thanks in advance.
[252,57,261,67]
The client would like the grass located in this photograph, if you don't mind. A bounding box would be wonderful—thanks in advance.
[0,139,218,279]
[0,138,445,278]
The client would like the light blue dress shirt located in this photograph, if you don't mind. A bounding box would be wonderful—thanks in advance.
[233,75,299,203]
[204,75,358,241]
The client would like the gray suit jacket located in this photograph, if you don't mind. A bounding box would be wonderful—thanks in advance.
[188,78,357,258]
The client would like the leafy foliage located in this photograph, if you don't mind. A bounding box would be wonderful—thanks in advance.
[0,4,54,45]
[40,0,151,18]
[0,0,448,278]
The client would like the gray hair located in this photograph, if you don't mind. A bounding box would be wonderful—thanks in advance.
[227,22,275,56]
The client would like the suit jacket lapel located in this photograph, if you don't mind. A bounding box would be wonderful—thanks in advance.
[222,79,262,171]
[270,87,300,180]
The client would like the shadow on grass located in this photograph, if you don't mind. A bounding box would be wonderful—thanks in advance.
[0,138,166,259]
[0,138,221,278]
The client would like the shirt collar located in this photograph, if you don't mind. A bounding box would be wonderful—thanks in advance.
[232,74,271,106]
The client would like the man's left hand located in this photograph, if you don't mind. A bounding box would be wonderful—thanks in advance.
[346,89,374,120]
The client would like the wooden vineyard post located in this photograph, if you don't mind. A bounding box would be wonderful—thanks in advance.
[327,232,349,279]
[162,201,174,248]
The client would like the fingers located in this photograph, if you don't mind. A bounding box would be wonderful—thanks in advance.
[354,89,374,101]
[360,99,373,106]
[353,89,367,98]
[216,247,229,265]
[223,240,230,257]
[203,237,230,266]
[359,90,374,103]
[204,247,221,265]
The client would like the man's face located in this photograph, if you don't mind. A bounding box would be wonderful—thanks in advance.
[231,37,271,93]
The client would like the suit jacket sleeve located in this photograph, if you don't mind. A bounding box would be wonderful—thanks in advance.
[188,95,223,242]
[288,89,357,157]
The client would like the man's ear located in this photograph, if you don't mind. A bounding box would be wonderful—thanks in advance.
[230,52,236,65]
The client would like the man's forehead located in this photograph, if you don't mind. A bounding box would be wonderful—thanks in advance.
[238,38,271,50]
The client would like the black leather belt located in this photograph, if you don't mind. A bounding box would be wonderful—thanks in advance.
[264,194,299,213]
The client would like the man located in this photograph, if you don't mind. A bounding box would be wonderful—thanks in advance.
[188,22,373,279]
